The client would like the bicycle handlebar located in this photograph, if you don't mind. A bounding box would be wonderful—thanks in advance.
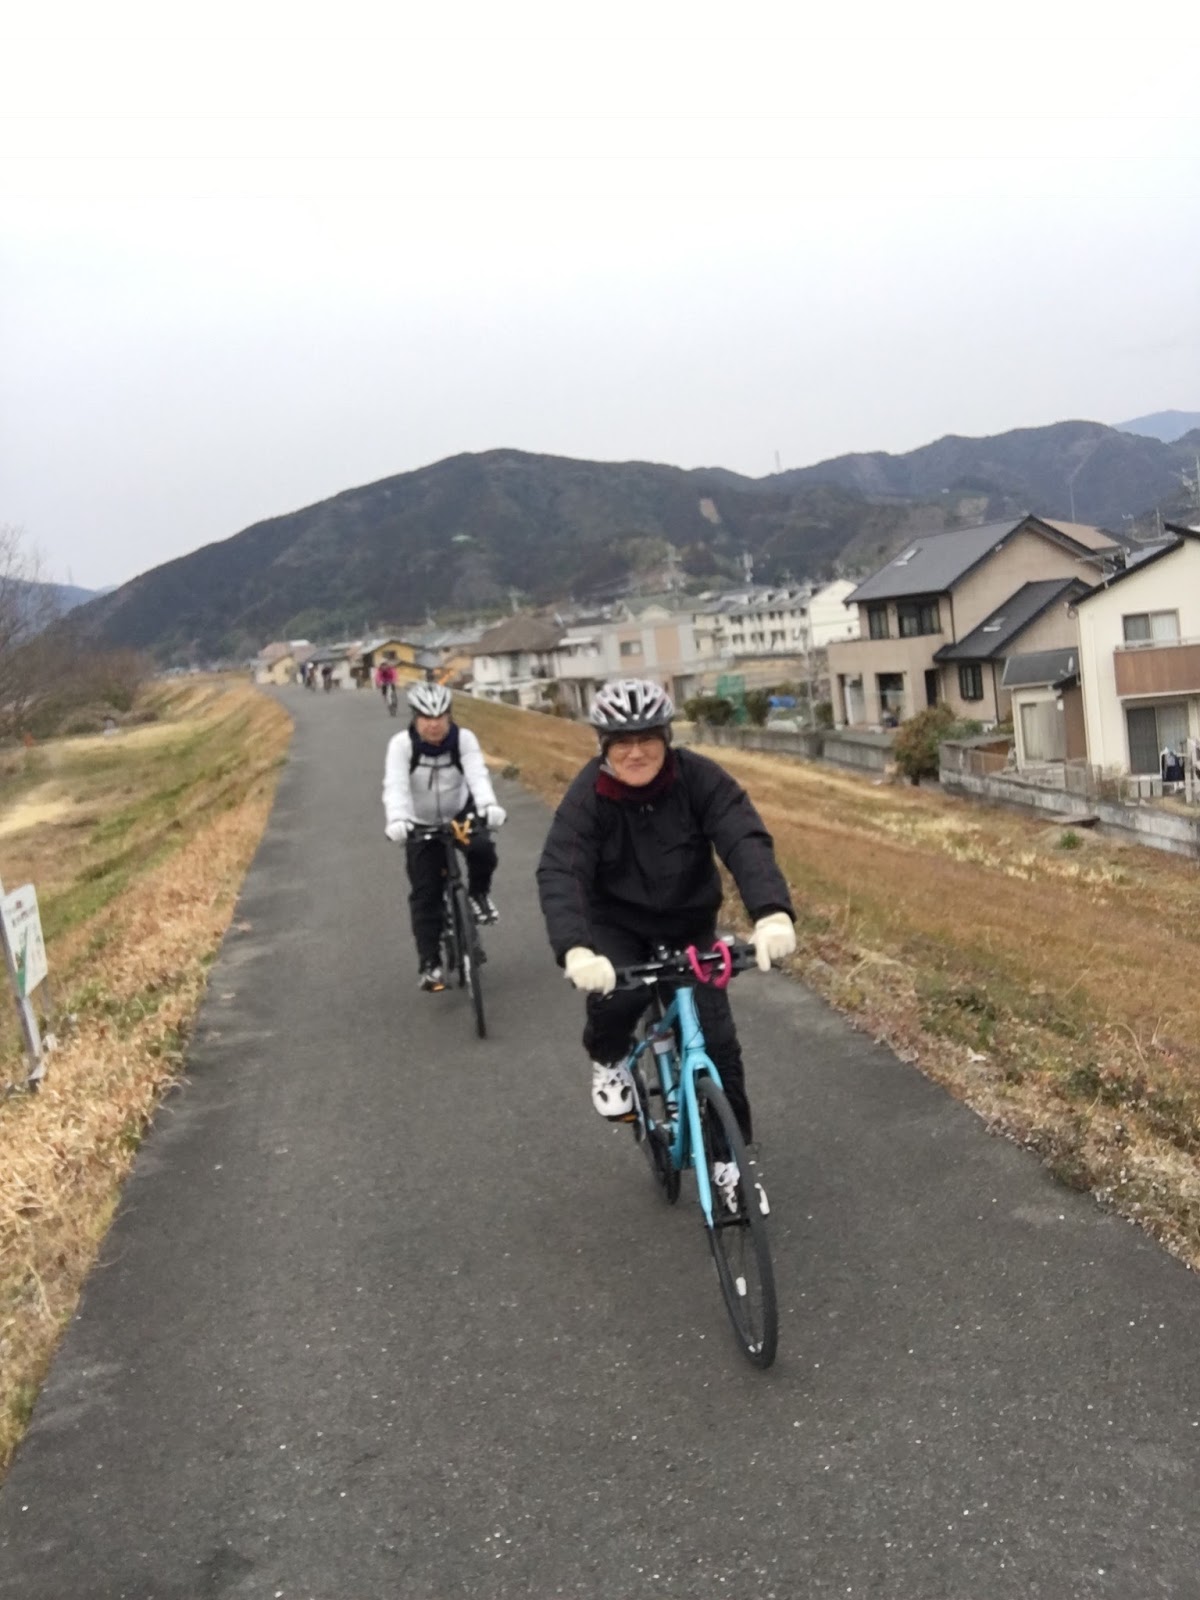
[408,816,483,842]
[612,938,757,992]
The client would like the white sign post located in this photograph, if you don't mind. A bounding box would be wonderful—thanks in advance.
[0,878,47,1088]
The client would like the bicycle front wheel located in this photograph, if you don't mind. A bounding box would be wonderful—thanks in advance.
[452,883,487,1039]
[696,1077,777,1368]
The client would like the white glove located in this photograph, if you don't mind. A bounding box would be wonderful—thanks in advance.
[385,818,414,842]
[753,912,796,972]
[484,804,507,829]
[564,946,617,995]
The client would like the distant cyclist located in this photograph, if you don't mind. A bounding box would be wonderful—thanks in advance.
[375,659,398,707]
[535,678,796,1209]
[383,680,506,992]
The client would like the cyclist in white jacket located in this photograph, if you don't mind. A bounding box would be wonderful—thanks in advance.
[383,681,506,991]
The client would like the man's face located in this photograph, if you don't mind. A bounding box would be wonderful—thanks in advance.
[415,713,451,743]
[605,731,667,786]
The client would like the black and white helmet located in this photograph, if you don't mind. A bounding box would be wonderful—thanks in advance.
[589,678,674,741]
[407,680,453,717]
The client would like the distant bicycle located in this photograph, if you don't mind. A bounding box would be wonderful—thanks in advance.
[385,682,399,716]
[612,938,777,1367]
[410,820,487,1038]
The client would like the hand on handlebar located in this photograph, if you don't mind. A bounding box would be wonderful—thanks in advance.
[484,804,507,829]
[564,947,617,995]
[752,912,795,972]
[385,818,415,842]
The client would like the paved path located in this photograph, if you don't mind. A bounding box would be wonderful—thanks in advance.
[2,688,1199,1599]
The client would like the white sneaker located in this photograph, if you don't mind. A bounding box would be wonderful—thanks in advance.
[591,1061,635,1120]
[712,1159,740,1214]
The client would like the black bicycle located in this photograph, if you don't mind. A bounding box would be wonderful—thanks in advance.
[385,682,399,715]
[411,820,487,1038]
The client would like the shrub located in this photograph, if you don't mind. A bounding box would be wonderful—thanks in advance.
[1058,830,1082,850]
[892,704,959,782]
[683,694,735,727]
[744,688,772,727]
[814,699,834,729]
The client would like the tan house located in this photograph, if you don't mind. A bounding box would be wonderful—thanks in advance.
[553,605,713,717]
[829,516,1118,729]
[253,640,310,685]
[1074,524,1200,780]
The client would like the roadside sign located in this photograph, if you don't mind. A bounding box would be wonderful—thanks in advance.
[2,884,47,997]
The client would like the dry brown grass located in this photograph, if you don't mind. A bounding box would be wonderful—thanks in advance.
[0,679,290,1472]
[457,700,1200,1267]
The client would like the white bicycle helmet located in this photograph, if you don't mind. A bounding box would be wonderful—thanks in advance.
[407,680,453,717]
[589,678,674,743]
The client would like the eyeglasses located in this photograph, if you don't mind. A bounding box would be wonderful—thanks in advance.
[607,732,665,751]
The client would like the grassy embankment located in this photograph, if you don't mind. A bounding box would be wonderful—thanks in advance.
[457,697,1200,1267]
[0,679,290,1472]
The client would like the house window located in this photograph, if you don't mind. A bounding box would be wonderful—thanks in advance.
[877,672,905,722]
[867,605,889,640]
[959,663,983,701]
[1122,610,1180,644]
[619,640,642,657]
[897,599,941,637]
[1126,702,1189,774]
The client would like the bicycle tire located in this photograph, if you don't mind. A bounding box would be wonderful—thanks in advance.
[440,886,460,978]
[696,1077,777,1368]
[452,881,487,1038]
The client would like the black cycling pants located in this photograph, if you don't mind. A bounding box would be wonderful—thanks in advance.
[405,827,497,966]
[581,923,751,1144]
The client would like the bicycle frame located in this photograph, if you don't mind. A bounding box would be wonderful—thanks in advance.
[627,984,726,1225]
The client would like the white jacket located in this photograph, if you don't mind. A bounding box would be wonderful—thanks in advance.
[383,725,498,839]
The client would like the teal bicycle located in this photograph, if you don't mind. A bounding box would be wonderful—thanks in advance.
[613,938,777,1369]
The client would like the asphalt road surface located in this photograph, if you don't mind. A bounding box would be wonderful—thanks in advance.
[2,688,1199,1599]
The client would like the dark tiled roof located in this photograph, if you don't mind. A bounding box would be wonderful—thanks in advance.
[934,578,1091,662]
[847,515,1112,604]
[472,616,564,655]
[1001,649,1080,689]
[847,522,1018,603]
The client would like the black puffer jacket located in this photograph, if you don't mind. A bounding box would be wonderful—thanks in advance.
[536,747,794,961]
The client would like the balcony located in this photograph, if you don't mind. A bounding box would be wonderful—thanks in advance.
[1114,639,1200,697]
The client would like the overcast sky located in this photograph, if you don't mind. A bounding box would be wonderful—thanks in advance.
[3,0,1198,590]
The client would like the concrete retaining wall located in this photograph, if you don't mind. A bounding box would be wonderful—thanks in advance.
[692,725,893,774]
[941,768,1200,860]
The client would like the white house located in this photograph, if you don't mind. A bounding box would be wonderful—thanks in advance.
[1074,525,1200,778]
[808,580,860,647]
[469,616,564,708]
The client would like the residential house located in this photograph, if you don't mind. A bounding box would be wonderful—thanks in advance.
[931,576,1093,726]
[253,640,311,685]
[360,637,421,680]
[305,644,359,689]
[828,516,1118,729]
[553,605,715,717]
[1073,525,1200,779]
[470,616,564,708]
[1000,648,1087,767]
[403,625,486,687]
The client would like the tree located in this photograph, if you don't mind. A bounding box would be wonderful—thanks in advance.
[0,526,62,738]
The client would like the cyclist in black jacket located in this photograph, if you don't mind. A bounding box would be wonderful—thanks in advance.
[536,678,796,1210]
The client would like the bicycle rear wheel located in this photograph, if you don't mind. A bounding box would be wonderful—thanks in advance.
[696,1077,777,1368]
[452,882,487,1039]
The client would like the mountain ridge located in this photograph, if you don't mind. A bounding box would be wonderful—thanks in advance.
[66,419,1200,662]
